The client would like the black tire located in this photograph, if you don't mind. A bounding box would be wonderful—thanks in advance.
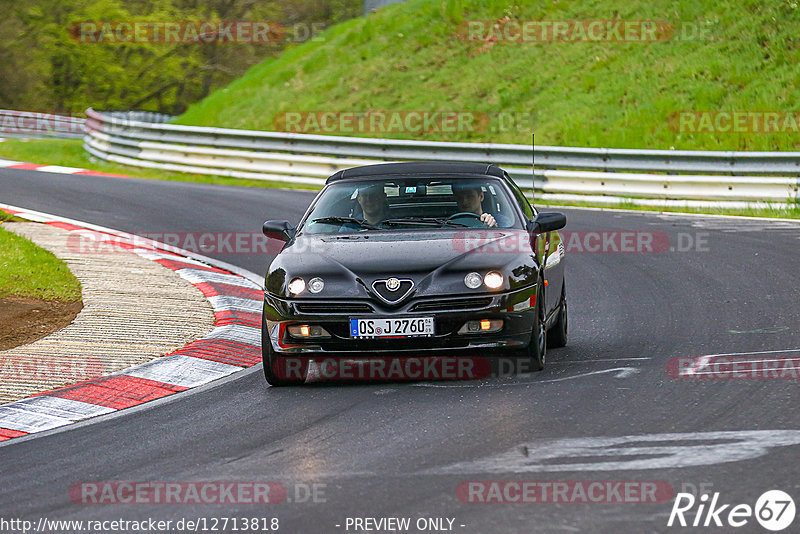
[547,281,568,349]
[514,283,546,372]
[262,321,306,386]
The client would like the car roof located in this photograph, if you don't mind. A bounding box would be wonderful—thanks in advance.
[326,161,506,184]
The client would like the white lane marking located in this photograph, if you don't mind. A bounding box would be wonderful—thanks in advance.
[697,347,800,358]
[421,430,800,474]
[682,348,800,376]
[205,324,261,347]
[0,158,23,167]
[539,367,640,382]
[35,165,85,174]
[672,217,800,232]
[208,294,262,313]
[123,354,241,388]
[693,358,800,366]
[688,357,800,376]
[412,367,639,388]
[177,268,261,289]
[729,327,790,334]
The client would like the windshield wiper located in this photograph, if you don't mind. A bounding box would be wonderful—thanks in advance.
[308,216,379,230]
[382,217,471,228]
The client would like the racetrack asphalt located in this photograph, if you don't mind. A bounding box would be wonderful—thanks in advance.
[2,168,800,533]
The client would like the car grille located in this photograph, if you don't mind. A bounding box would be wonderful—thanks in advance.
[371,279,414,305]
[295,302,374,314]
[409,296,493,312]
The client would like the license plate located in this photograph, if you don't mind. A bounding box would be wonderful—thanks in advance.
[350,317,434,338]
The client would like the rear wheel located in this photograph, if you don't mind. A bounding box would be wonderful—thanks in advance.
[547,281,568,348]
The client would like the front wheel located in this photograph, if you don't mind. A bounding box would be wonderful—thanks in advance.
[513,284,546,372]
[262,322,306,386]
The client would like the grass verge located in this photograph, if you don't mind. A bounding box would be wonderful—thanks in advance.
[536,198,800,219]
[0,222,82,301]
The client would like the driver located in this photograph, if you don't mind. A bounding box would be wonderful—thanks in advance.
[452,183,509,228]
[356,183,389,225]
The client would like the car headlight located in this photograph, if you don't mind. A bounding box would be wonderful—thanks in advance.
[483,271,504,289]
[464,272,483,289]
[308,277,325,293]
[288,277,306,295]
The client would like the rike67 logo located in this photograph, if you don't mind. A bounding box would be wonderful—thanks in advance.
[668,490,795,531]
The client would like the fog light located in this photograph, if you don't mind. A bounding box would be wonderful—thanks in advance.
[288,324,331,339]
[458,319,503,334]
[464,272,482,289]
[308,277,325,293]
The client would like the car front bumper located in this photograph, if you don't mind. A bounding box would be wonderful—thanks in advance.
[263,286,537,356]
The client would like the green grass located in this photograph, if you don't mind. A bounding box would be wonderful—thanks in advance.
[0,211,29,223]
[0,223,82,301]
[536,198,800,219]
[0,138,320,191]
[175,0,800,151]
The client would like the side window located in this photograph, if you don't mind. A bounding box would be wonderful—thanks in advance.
[507,174,534,220]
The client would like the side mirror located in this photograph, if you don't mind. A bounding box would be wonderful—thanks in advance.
[262,220,294,242]
[529,212,567,233]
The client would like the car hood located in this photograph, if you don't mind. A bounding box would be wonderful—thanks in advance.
[267,230,537,298]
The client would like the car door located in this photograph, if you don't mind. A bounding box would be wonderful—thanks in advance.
[506,174,564,318]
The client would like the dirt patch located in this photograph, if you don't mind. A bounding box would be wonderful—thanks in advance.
[0,298,83,351]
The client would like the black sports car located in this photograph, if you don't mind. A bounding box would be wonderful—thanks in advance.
[261,161,567,385]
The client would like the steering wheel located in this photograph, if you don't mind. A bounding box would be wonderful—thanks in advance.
[447,212,482,221]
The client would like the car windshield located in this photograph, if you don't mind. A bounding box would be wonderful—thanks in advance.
[299,176,523,234]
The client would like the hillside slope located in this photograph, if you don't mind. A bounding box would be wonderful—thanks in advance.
[175,0,800,150]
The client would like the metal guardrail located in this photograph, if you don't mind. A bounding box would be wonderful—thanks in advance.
[0,109,86,139]
[83,109,800,207]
